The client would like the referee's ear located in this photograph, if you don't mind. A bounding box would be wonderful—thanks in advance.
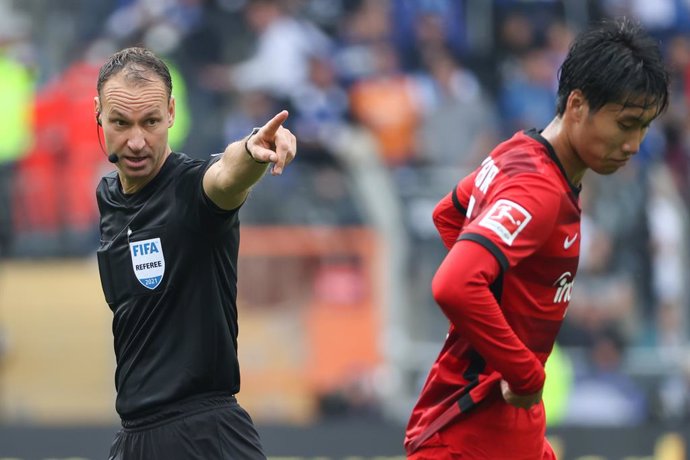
[94,96,101,125]
[167,96,176,129]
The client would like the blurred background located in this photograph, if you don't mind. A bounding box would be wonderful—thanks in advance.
[0,0,689,458]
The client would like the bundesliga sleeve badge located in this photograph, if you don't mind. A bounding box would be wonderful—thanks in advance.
[479,199,532,246]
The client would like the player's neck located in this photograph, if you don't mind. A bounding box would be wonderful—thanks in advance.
[541,116,587,186]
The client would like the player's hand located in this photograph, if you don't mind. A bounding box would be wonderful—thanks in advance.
[246,110,296,176]
[500,379,543,409]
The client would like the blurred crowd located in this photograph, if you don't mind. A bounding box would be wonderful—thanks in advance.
[1,0,690,427]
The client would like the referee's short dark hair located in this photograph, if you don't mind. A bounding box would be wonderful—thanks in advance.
[97,47,173,100]
[556,17,669,117]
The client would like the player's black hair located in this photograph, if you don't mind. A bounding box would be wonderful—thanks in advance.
[97,47,172,100]
[556,18,669,117]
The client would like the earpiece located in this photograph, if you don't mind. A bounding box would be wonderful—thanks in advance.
[95,109,117,163]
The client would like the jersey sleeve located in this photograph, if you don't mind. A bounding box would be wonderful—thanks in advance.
[177,155,239,236]
[432,238,545,395]
[432,172,476,249]
[430,172,563,394]
[459,172,562,270]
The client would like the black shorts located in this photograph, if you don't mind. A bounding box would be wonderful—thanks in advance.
[108,392,266,460]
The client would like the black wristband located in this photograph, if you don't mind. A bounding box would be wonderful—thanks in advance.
[244,127,269,164]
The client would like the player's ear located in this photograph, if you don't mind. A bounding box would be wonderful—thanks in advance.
[566,90,586,121]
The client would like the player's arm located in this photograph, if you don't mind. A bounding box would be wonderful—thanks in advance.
[203,110,296,210]
[432,239,545,400]
[433,176,562,405]
[432,173,476,249]
[500,379,542,409]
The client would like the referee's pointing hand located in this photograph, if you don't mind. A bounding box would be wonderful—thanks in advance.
[246,110,296,176]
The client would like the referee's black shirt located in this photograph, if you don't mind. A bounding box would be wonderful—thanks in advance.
[96,152,241,419]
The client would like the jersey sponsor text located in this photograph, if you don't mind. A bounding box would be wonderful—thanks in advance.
[553,271,574,304]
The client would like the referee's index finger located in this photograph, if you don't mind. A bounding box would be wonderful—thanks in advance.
[261,110,289,137]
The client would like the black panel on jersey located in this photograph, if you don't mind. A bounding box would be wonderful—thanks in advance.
[489,271,504,305]
[524,128,581,197]
[454,350,485,413]
[451,186,467,215]
[457,233,509,272]
[96,152,241,418]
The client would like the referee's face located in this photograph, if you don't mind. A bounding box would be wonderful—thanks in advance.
[98,72,175,194]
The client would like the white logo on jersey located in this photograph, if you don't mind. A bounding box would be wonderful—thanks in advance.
[564,233,578,249]
[553,271,574,304]
[466,157,499,219]
[130,237,165,290]
[474,157,499,193]
[479,199,532,245]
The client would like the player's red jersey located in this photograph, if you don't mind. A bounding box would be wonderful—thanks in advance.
[405,129,581,455]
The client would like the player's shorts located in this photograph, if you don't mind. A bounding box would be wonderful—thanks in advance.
[408,389,556,460]
[108,392,266,460]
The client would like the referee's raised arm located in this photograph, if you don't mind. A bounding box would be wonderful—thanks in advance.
[202,109,296,210]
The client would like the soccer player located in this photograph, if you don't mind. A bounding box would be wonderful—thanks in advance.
[94,47,295,459]
[405,18,669,459]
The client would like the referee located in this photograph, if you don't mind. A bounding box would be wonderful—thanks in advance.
[94,47,296,459]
